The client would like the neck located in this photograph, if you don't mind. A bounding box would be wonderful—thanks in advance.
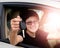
[26,30,36,38]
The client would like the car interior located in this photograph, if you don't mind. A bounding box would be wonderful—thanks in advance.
[0,2,60,48]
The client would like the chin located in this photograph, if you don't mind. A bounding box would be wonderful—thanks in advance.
[30,30,37,33]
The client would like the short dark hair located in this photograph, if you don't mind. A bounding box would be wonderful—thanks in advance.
[20,10,39,22]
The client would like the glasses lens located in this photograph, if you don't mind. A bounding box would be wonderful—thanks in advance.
[26,21,38,25]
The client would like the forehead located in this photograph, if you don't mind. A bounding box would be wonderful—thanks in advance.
[26,16,39,21]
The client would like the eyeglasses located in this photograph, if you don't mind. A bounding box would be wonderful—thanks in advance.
[26,20,39,25]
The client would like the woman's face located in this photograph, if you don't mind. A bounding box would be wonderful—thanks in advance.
[26,16,39,33]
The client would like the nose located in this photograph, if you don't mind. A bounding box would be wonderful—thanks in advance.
[31,23,35,26]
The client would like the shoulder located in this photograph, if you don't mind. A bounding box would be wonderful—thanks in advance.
[36,29,48,37]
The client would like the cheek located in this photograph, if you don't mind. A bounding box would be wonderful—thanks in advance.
[35,24,39,30]
[26,26,31,31]
[35,24,39,27]
[26,25,32,31]
[26,25,30,30]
